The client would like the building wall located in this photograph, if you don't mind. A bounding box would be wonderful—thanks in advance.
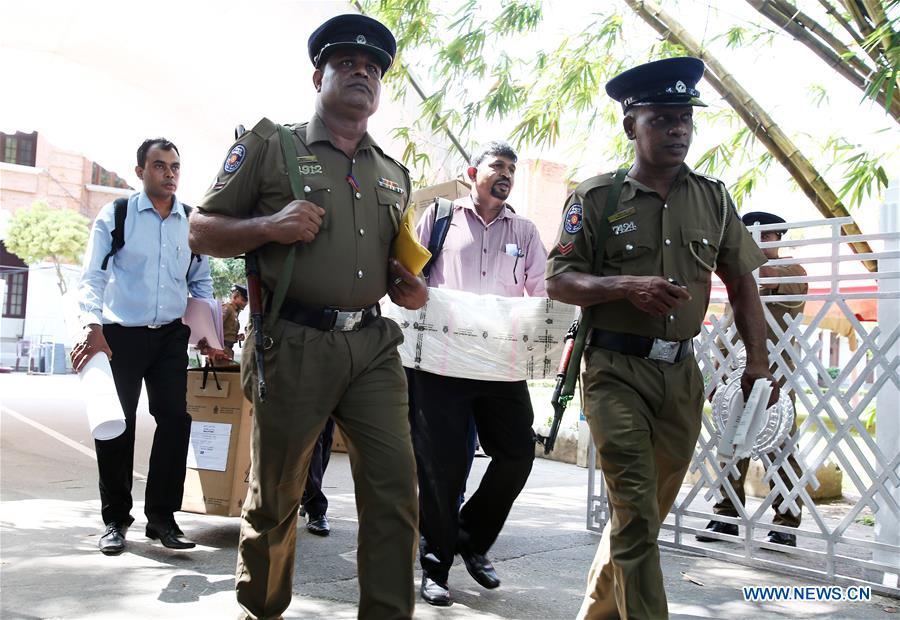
[0,133,130,221]
[518,158,570,252]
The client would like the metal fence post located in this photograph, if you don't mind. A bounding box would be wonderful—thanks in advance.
[876,179,900,587]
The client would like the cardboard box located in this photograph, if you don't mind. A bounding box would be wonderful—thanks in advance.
[332,425,347,453]
[182,366,253,517]
[409,179,470,222]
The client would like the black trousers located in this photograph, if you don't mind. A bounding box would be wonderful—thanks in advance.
[97,321,191,526]
[408,369,535,583]
[301,417,335,517]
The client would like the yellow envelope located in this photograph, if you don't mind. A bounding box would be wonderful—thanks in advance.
[391,207,432,275]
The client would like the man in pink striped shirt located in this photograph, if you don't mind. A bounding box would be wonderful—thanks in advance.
[409,141,547,606]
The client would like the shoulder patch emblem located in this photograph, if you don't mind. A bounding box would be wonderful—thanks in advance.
[564,203,583,234]
[378,177,405,194]
[223,144,246,174]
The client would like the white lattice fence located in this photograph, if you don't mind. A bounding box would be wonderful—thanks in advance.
[586,216,900,595]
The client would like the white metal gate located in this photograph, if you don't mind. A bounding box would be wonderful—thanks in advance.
[586,214,900,596]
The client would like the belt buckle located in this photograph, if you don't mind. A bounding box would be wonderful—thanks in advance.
[332,310,362,332]
[147,324,163,330]
[648,338,680,363]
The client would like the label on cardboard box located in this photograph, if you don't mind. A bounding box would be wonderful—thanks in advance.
[182,367,253,517]
[186,421,233,472]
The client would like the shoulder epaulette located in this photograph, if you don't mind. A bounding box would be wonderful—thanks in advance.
[693,170,725,186]
[249,117,278,139]
[574,172,617,198]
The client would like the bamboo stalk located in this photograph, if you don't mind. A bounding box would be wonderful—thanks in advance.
[860,0,895,59]
[842,0,890,67]
[769,0,874,76]
[818,0,866,46]
[624,0,877,271]
[748,0,900,121]
[840,0,876,39]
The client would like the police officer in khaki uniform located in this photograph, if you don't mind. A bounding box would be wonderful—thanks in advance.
[698,211,806,547]
[546,57,778,619]
[189,14,426,620]
[222,283,247,353]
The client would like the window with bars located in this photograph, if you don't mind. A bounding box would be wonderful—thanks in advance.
[2,270,28,318]
[0,131,38,166]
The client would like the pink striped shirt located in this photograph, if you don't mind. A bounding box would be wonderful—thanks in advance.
[416,195,547,297]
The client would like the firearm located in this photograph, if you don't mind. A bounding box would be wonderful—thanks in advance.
[234,124,268,402]
[538,318,581,454]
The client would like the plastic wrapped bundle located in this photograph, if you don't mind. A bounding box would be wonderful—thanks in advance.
[382,288,577,382]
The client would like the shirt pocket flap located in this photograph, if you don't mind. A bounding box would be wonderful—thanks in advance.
[681,227,718,252]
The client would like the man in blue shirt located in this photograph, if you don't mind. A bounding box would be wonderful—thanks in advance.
[72,137,213,555]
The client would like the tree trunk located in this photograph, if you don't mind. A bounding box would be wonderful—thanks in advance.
[53,259,68,296]
[624,0,877,272]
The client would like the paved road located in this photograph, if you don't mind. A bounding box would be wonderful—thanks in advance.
[1,373,895,619]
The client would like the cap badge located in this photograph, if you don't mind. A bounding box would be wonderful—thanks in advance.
[675,80,687,93]
[356,35,367,44]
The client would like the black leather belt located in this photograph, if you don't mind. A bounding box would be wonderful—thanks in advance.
[278,298,380,332]
[588,328,694,364]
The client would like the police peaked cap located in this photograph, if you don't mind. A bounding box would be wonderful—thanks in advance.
[742,211,788,234]
[606,57,707,112]
[230,283,248,298]
[308,14,396,75]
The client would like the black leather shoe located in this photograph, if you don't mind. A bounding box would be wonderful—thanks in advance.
[99,522,129,555]
[458,547,500,589]
[146,522,196,549]
[695,520,739,542]
[306,514,330,536]
[420,577,451,606]
[766,530,797,547]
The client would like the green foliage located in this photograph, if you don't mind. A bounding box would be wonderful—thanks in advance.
[5,201,89,265]
[807,83,829,107]
[363,0,896,209]
[837,149,891,209]
[209,257,245,299]
[5,201,90,295]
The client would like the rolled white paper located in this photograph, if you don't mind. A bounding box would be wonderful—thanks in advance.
[80,353,126,440]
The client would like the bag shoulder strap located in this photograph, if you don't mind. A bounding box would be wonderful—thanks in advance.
[269,124,310,321]
[560,168,627,398]
[422,197,454,279]
[591,168,627,273]
[180,203,202,280]
[101,197,130,270]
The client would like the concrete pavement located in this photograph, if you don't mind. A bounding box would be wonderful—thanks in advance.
[1,372,897,619]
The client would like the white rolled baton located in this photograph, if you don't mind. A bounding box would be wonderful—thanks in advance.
[79,352,126,440]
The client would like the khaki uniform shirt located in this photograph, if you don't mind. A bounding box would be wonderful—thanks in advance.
[222,300,240,346]
[547,165,766,341]
[199,114,411,309]
[761,262,807,344]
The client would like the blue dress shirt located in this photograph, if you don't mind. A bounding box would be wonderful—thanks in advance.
[78,191,214,327]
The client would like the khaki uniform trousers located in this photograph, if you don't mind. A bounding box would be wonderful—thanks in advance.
[577,347,703,620]
[236,317,418,620]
